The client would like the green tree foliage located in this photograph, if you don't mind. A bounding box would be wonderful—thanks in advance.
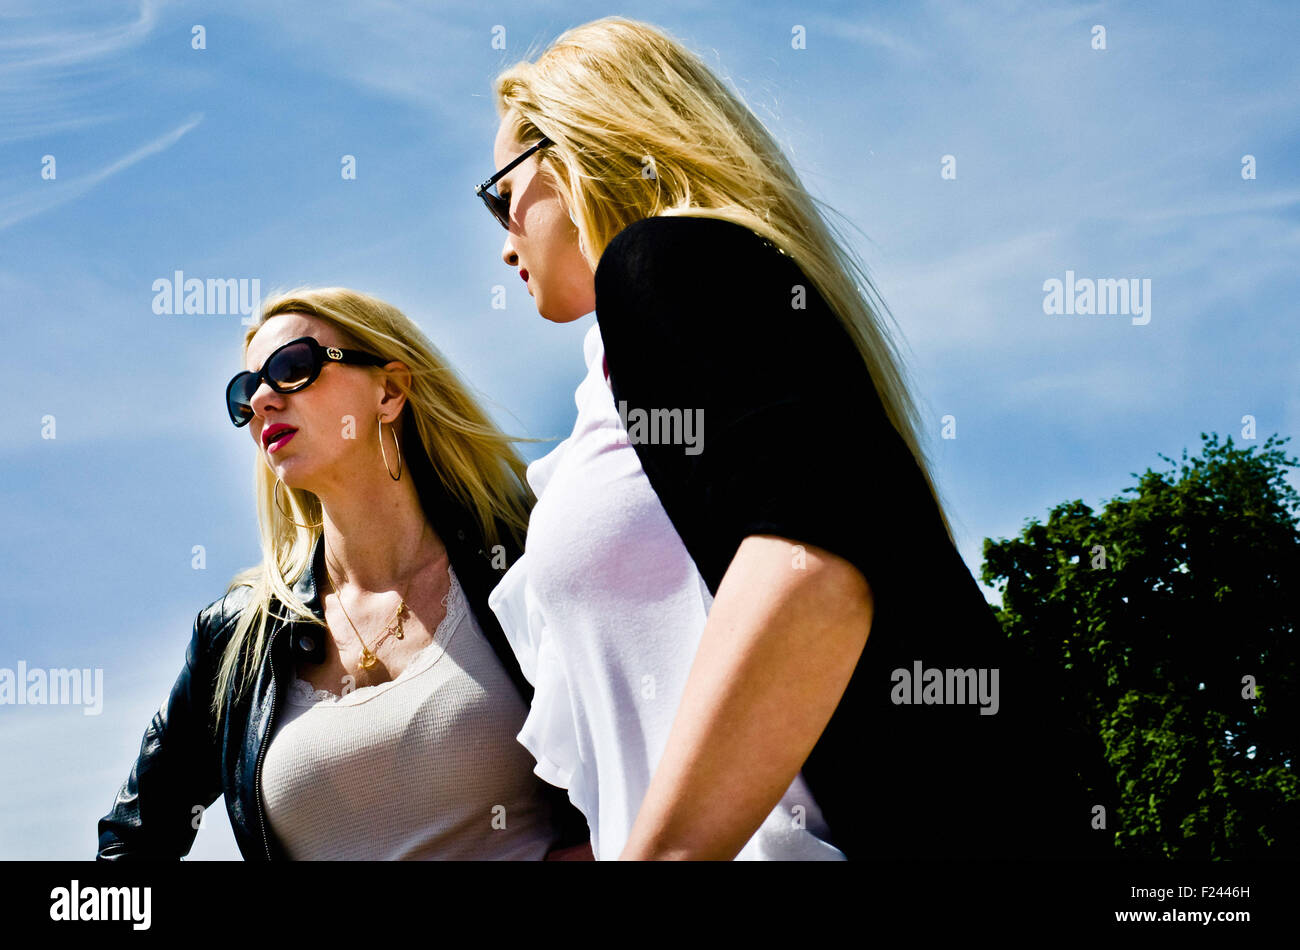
[981,432,1299,858]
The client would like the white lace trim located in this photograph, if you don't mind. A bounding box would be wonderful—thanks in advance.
[287,564,465,706]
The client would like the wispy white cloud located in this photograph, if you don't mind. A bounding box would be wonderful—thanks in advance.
[0,1,169,161]
[1113,187,1300,225]
[808,16,927,61]
[0,110,127,146]
[880,228,1061,349]
[0,113,202,232]
[0,0,160,72]
[225,0,486,122]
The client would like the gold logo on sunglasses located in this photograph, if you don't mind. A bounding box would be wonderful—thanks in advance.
[326,346,343,360]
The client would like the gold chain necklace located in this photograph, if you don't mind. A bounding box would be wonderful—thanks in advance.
[323,524,427,671]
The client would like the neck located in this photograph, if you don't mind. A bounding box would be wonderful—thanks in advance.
[315,474,443,593]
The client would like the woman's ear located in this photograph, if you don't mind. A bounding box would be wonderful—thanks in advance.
[377,361,413,419]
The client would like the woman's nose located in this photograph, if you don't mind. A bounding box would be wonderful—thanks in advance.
[502,236,518,267]
[249,379,282,418]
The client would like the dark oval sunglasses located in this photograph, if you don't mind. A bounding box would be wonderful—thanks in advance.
[474,136,553,229]
[225,336,389,428]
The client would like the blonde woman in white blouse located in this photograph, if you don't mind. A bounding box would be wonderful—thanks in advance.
[474,18,1094,861]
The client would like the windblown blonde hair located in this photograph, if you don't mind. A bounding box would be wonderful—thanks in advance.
[494,15,955,541]
[209,287,534,734]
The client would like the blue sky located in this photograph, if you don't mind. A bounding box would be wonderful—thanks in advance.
[1,0,1296,860]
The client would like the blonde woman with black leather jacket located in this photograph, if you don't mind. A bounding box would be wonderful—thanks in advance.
[96,286,591,860]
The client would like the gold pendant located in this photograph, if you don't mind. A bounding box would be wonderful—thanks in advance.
[359,649,378,669]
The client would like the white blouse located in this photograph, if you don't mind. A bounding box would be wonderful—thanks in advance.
[262,565,563,860]
[488,322,845,860]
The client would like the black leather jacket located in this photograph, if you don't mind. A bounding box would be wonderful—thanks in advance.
[96,476,589,861]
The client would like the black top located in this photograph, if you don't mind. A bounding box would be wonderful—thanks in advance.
[593,214,1097,859]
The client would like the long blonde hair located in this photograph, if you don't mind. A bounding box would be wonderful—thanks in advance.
[494,15,955,541]
[209,287,534,734]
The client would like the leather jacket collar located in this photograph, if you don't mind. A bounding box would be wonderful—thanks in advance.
[281,532,327,664]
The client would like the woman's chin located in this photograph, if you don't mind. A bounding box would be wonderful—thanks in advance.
[539,300,590,324]
[270,456,316,488]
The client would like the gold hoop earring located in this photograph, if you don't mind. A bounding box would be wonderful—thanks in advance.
[379,415,402,481]
[274,477,323,528]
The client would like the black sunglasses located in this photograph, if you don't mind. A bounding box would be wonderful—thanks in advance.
[475,136,553,229]
[225,336,389,428]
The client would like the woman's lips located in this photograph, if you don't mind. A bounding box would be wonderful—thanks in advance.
[520,269,529,283]
[266,429,296,453]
